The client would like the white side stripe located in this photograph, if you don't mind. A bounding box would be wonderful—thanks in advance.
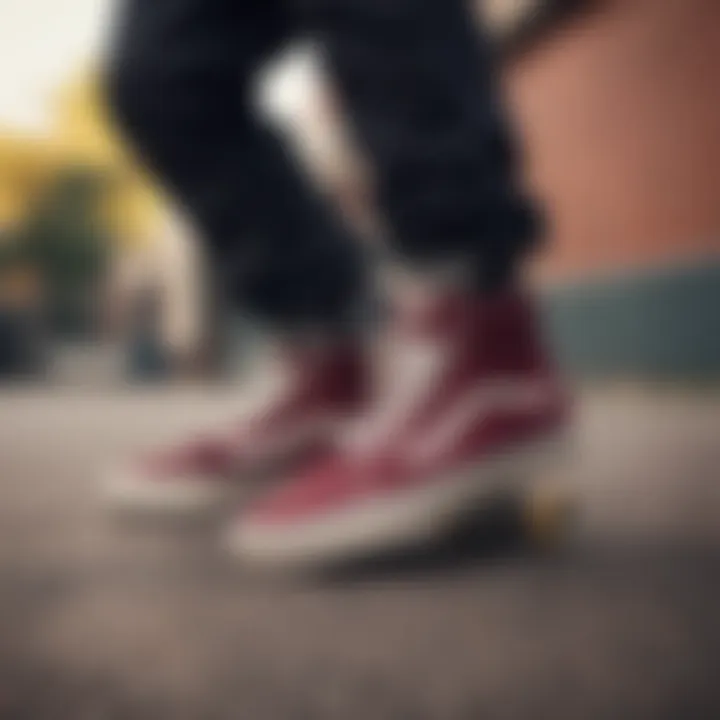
[343,338,448,455]
[406,379,557,465]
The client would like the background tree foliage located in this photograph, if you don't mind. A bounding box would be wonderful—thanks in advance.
[14,169,111,337]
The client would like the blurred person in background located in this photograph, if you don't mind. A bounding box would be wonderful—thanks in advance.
[105,208,208,380]
[104,0,568,567]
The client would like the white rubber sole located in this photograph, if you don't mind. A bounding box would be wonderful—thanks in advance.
[103,466,234,517]
[226,430,573,570]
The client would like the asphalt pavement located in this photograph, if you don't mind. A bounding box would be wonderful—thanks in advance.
[0,384,718,720]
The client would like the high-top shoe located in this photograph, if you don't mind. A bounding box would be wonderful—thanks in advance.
[228,286,570,566]
[104,339,368,515]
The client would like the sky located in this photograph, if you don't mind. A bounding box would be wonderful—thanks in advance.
[0,0,114,131]
[0,0,311,134]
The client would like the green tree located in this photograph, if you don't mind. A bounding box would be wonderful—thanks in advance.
[17,169,110,336]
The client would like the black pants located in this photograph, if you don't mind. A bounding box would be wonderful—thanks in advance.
[107,0,538,329]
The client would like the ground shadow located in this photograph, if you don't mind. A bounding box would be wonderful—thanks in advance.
[316,496,544,585]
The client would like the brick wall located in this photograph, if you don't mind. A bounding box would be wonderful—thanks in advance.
[505,0,720,279]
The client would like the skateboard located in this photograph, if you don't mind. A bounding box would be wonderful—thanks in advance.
[514,480,577,549]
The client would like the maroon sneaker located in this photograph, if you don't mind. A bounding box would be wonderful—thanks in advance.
[104,339,367,515]
[227,287,571,566]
